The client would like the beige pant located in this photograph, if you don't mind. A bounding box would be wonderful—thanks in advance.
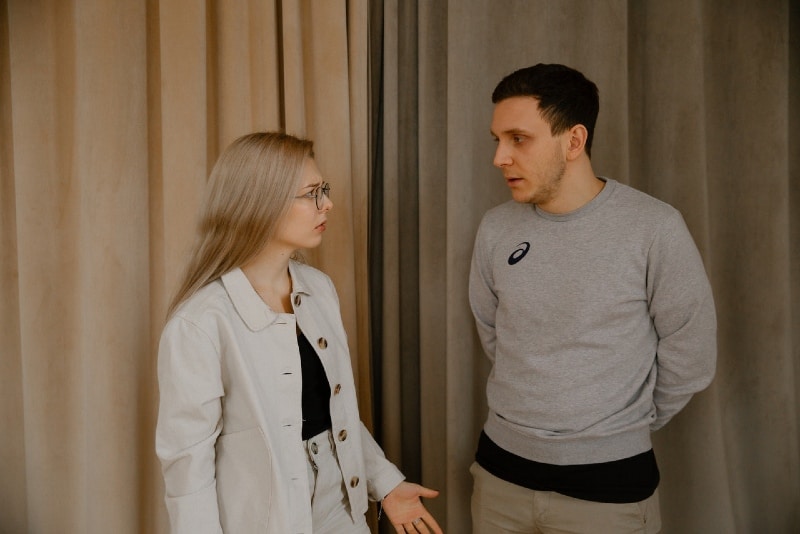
[470,461,661,534]
[304,429,371,534]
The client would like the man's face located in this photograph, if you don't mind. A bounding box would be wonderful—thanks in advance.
[490,96,568,208]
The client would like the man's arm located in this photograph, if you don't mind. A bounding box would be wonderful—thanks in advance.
[647,211,717,430]
[469,220,499,363]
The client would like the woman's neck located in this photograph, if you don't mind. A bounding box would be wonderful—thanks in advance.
[241,244,294,313]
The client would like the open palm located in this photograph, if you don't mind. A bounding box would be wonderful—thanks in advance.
[381,481,443,533]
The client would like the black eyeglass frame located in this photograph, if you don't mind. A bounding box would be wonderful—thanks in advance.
[295,182,331,210]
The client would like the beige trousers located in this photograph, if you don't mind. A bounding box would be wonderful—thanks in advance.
[470,461,661,534]
[304,429,371,534]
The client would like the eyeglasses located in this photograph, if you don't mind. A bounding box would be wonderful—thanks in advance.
[294,182,331,210]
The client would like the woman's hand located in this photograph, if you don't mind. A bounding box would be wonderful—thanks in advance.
[381,481,443,533]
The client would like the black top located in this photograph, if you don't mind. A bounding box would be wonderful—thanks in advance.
[298,331,332,440]
[475,431,659,503]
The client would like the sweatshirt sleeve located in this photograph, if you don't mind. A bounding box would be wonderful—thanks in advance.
[155,316,224,534]
[647,211,717,430]
[469,219,499,363]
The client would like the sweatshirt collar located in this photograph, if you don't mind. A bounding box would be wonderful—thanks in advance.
[534,176,615,222]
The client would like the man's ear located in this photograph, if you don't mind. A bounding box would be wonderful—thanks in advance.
[566,124,588,160]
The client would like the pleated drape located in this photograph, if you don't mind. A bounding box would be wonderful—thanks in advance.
[3,1,799,532]
[0,1,370,532]
[377,1,800,532]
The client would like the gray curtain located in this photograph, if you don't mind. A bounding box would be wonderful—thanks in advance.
[375,1,800,532]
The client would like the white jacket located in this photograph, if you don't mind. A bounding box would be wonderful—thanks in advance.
[156,262,404,533]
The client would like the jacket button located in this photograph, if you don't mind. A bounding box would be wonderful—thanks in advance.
[333,384,342,395]
[294,295,301,306]
[350,476,360,488]
[317,337,328,349]
[338,429,348,441]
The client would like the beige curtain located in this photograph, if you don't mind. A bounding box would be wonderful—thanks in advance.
[378,0,800,532]
[0,0,371,532]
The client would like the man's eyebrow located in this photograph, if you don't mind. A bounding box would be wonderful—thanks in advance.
[492,128,530,137]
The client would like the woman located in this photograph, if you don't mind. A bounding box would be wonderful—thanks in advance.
[156,132,442,533]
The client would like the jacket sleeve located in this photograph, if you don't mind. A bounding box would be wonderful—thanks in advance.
[469,219,498,363]
[647,211,717,430]
[359,422,405,501]
[155,316,224,534]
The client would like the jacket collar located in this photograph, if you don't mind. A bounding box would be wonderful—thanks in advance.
[221,261,312,331]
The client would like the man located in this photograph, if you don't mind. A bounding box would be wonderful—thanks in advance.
[468,63,717,533]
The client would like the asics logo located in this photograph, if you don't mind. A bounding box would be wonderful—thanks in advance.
[508,242,530,265]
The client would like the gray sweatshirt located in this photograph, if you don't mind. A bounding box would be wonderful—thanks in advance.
[469,178,716,466]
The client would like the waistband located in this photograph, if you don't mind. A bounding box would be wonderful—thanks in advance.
[304,428,335,457]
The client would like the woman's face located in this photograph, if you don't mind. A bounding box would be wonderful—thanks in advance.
[271,158,333,252]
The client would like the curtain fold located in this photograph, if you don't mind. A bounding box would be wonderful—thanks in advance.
[0,4,27,533]
[0,1,369,531]
[377,1,800,532]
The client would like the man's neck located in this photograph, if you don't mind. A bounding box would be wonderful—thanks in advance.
[537,159,603,214]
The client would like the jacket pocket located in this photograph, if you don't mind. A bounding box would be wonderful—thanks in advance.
[216,427,272,530]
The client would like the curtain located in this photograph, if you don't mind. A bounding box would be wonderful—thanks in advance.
[0,0,370,532]
[377,0,800,532]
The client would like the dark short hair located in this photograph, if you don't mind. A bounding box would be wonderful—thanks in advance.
[492,64,599,157]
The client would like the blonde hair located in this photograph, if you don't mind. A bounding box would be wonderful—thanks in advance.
[167,131,314,317]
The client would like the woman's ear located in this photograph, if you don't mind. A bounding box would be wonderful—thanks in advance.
[566,124,588,160]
